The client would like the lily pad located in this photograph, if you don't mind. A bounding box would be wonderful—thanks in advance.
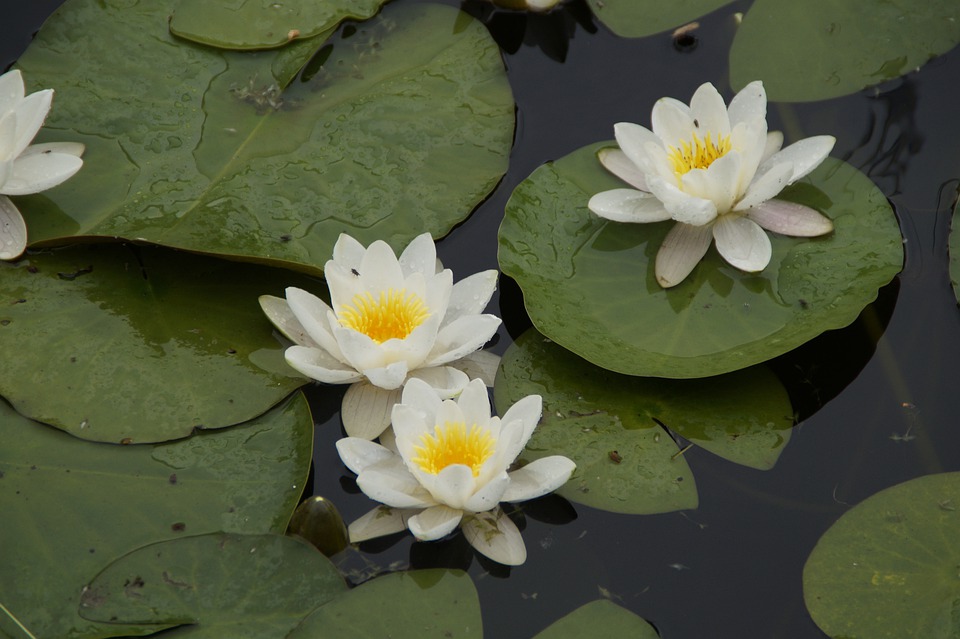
[498,143,902,379]
[586,0,735,38]
[15,1,514,273]
[730,0,960,102]
[494,329,699,514]
[0,244,315,443]
[80,533,347,638]
[0,394,312,639]
[288,570,481,639]
[170,0,386,50]
[803,472,960,638]
[533,600,659,638]
[949,198,960,305]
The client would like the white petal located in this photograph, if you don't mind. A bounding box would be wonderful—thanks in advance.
[331,233,366,271]
[713,215,772,272]
[284,345,362,383]
[341,382,401,439]
[357,458,435,509]
[729,120,769,196]
[727,80,766,128]
[443,270,498,326]
[348,506,415,543]
[330,326,390,373]
[424,464,475,510]
[324,262,366,318]
[597,147,648,191]
[588,188,672,223]
[359,240,404,291]
[397,376,443,422]
[502,456,576,503]
[679,152,742,214]
[423,314,501,368]
[361,360,409,390]
[761,131,784,164]
[746,200,834,237]
[446,350,500,386]
[651,96,695,148]
[688,82,730,138]
[461,508,526,566]
[0,113,16,165]
[336,437,395,475]
[613,122,662,175]
[645,174,716,226]
[0,70,25,117]
[498,394,542,454]
[398,232,436,278]
[19,141,85,158]
[407,366,469,399]
[259,295,320,348]
[764,135,836,183]
[463,472,509,513]
[0,196,26,261]
[3,152,82,195]
[12,89,52,158]
[734,162,794,212]
[407,505,463,541]
[455,378,493,428]
[392,403,431,471]
[655,222,713,288]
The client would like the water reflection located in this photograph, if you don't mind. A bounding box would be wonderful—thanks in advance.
[461,0,597,62]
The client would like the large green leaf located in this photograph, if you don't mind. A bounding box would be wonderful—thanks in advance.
[498,143,902,379]
[79,533,347,638]
[532,600,659,638]
[15,1,513,273]
[0,394,313,639]
[170,0,386,50]
[288,570,482,639]
[0,244,313,443]
[803,472,960,638]
[586,0,735,38]
[494,329,699,514]
[730,0,960,102]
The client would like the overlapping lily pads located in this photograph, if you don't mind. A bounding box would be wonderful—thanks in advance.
[0,394,312,639]
[15,1,513,273]
[170,0,386,50]
[498,143,902,379]
[730,0,960,102]
[0,244,317,443]
[494,329,794,514]
[803,472,960,638]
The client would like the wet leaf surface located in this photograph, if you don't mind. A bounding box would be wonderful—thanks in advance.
[585,0,734,38]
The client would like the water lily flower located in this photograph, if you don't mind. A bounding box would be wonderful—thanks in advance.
[588,80,835,288]
[0,69,84,260]
[336,377,576,565]
[260,232,501,440]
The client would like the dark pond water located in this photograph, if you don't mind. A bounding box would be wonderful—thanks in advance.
[5,1,960,638]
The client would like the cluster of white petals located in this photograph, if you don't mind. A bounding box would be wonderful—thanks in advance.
[588,81,836,288]
[0,69,84,260]
[336,378,576,565]
[260,233,501,440]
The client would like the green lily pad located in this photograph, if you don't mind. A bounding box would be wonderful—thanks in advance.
[498,143,902,379]
[15,1,513,274]
[79,533,347,638]
[586,0,735,38]
[288,570,481,639]
[0,244,315,443]
[803,472,960,639]
[730,0,960,102]
[0,394,312,639]
[533,600,659,638]
[494,329,699,514]
[170,0,386,50]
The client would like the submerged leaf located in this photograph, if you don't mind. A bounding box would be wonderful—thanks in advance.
[533,600,659,638]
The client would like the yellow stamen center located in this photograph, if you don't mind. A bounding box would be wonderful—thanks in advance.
[412,422,495,477]
[667,132,732,175]
[339,289,430,343]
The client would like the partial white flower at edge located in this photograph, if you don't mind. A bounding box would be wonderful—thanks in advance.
[260,232,502,440]
[336,377,576,566]
[587,80,836,288]
[0,69,84,260]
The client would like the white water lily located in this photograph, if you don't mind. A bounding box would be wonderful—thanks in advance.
[336,377,576,565]
[488,0,563,11]
[0,69,84,260]
[588,80,836,288]
[260,232,501,440]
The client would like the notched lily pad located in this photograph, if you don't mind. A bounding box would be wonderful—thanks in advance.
[0,394,312,639]
[803,472,960,639]
[16,1,514,273]
[586,0,735,38]
[494,329,700,515]
[170,0,387,50]
[533,600,659,638]
[498,143,902,379]
[730,0,960,101]
[0,244,315,443]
